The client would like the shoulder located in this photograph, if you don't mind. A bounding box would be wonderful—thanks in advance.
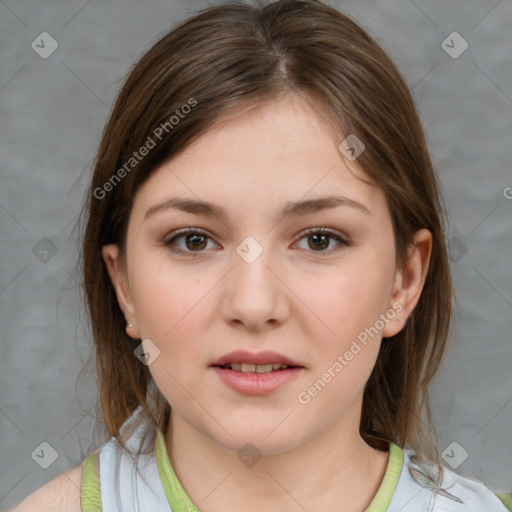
[396,448,510,511]
[7,464,83,512]
[439,464,510,511]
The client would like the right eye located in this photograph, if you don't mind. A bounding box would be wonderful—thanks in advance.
[163,228,219,256]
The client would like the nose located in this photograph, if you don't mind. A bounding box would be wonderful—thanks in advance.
[220,239,290,332]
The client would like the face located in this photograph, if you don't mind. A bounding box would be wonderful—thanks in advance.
[102,94,431,456]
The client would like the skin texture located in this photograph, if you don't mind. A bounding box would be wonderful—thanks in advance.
[102,94,432,512]
[8,464,82,512]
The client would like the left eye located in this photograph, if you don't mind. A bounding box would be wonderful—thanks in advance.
[163,227,348,256]
[295,228,348,253]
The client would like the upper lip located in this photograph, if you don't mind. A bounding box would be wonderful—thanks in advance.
[211,350,303,367]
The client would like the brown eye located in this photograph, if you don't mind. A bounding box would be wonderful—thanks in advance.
[184,233,208,250]
[164,228,217,255]
[308,233,330,250]
[296,228,349,254]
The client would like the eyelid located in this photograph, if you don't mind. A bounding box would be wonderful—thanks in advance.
[298,226,349,243]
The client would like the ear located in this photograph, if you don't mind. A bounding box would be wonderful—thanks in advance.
[101,244,141,339]
[382,229,432,338]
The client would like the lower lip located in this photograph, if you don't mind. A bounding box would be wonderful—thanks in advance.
[211,366,303,395]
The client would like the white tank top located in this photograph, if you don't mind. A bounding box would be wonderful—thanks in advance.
[81,405,172,511]
[80,405,510,511]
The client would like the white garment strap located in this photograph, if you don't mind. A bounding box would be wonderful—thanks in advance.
[98,406,173,511]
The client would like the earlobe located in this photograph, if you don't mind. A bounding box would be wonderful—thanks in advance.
[101,244,140,338]
[382,229,432,338]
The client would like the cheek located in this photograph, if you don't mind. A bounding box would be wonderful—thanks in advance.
[130,246,209,339]
[131,267,212,409]
[131,265,224,382]
[292,257,395,408]
[295,255,393,343]
[294,267,389,410]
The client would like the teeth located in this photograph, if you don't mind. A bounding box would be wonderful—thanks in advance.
[256,364,273,374]
[223,363,291,373]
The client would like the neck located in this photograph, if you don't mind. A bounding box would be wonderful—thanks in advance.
[164,408,389,512]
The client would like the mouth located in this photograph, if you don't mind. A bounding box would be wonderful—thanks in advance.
[214,362,299,374]
[210,350,305,395]
[210,350,304,371]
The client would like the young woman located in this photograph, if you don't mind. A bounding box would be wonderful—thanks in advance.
[10,1,511,511]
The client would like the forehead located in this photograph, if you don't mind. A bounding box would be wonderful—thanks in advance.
[132,95,384,221]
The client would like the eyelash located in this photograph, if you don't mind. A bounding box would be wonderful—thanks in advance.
[163,227,349,257]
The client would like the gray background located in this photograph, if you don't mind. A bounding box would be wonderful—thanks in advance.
[1,0,511,509]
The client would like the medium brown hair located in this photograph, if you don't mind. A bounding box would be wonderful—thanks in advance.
[77,0,453,471]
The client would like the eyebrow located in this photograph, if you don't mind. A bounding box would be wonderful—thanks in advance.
[144,194,371,221]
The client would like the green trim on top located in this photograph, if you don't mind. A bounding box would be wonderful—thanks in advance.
[156,429,404,512]
[81,451,103,512]
[497,493,512,511]
[364,442,404,512]
[156,429,201,511]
